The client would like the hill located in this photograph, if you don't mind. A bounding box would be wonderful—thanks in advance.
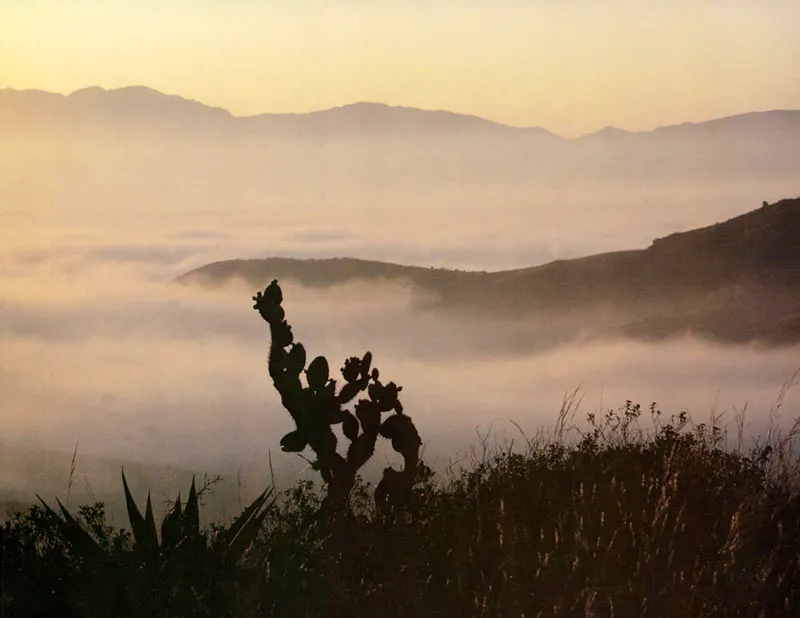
[178,197,800,346]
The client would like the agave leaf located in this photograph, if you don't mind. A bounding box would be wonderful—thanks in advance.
[160,492,183,551]
[54,497,82,529]
[36,495,61,522]
[121,471,146,538]
[184,476,200,537]
[142,493,159,548]
[223,486,274,556]
[55,497,102,555]
[37,495,101,559]
[121,470,158,553]
[227,507,270,562]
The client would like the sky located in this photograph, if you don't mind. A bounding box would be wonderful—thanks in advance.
[2,0,799,136]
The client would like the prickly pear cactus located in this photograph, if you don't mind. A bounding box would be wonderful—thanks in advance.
[253,280,422,513]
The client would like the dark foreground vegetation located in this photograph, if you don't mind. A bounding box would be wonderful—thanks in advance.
[3,405,799,617]
[2,283,799,617]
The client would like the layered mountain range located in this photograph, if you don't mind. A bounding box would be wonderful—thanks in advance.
[3,85,799,142]
[4,86,799,200]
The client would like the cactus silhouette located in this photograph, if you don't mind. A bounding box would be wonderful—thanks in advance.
[253,279,423,516]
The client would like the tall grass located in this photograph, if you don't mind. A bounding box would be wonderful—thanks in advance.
[2,395,799,617]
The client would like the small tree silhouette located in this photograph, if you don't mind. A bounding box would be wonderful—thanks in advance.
[253,280,424,519]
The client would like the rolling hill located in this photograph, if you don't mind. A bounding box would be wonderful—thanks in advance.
[178,197,800,346]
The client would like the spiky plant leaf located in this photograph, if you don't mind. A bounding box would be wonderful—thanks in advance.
[184,476,200,537]
[55,497,103,557]
[224,486,275,560]
[37,495,101,559]
[224,486,272,544]
[228,508,270,562]
[122,469,157,553]
[54,497,83,529]
[160,492,183,551]
[143,493,158,547]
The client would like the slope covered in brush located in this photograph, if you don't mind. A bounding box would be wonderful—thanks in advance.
[179,197,800,345]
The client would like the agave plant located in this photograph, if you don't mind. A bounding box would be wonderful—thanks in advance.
[120,470,201,557]
[34,493,105,561]
[38,471,274,565]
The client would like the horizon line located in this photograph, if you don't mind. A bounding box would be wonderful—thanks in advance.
[3,83,799,139]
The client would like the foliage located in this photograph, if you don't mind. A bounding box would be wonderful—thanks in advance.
[3,404,799,617]
[1,472,273,617]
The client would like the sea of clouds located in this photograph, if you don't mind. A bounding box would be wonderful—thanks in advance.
[1,136,798,518]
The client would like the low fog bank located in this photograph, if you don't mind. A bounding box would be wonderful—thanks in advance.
[2,245,798,518]
[3,126,799,515]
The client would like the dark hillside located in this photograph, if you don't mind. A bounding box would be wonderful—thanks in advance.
[178,197,800,345]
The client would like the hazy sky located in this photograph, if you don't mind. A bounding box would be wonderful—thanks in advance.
[3,0,799,136]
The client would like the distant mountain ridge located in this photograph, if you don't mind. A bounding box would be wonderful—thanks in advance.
[179,197,800,346]
[2,85,799,140]
[0,86,557,139]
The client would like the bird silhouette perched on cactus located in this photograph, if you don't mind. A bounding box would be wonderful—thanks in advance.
[253,280,423,516]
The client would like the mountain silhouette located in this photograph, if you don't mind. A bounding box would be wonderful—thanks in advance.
[179,197,800,346]
[2,85,799,142]
[4,86,799,186]
[0,86,556,140]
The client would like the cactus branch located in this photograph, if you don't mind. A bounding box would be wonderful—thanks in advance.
[253,280,423,515]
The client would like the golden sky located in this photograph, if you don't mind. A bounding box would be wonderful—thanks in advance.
[2,0,799,136]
